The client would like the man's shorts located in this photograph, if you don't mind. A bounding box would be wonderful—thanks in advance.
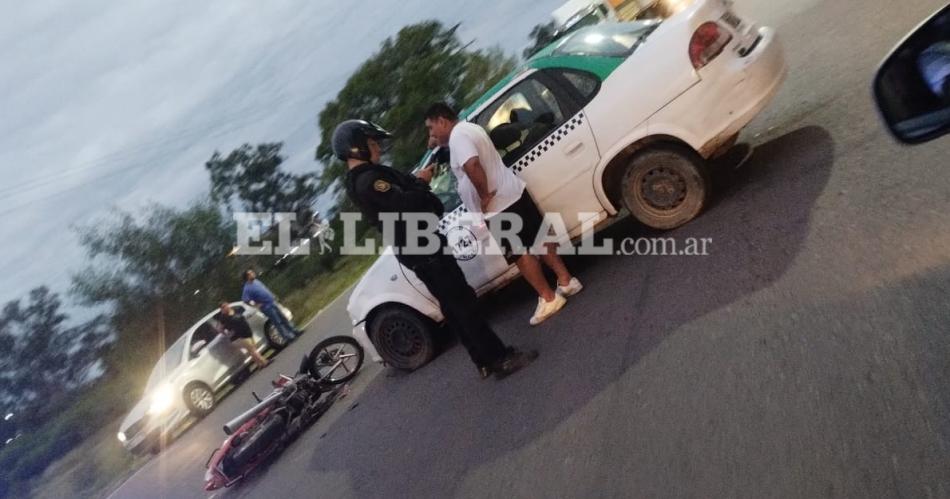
[486,189,545,264]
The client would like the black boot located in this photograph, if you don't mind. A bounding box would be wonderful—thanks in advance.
[486,349,538,380]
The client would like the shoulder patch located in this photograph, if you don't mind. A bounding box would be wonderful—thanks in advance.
[373,179,391,192]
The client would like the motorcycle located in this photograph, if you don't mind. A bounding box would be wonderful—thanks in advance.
[204,335,364,491]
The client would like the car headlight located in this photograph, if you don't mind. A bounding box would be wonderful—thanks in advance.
[117,431,127,443]
[148,384,176,416]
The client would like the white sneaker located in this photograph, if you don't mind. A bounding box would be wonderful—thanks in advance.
[556,277,584,297]
[529,294,567,326]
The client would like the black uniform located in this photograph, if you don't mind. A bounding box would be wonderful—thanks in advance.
[345,162,508,369]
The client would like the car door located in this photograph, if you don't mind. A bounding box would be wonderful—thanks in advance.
[235,304,267,348]
[398,163,511,299]
[189,321,241,386]
[471,70,604,235]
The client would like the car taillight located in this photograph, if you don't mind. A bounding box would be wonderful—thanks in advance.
[689,22,732,70]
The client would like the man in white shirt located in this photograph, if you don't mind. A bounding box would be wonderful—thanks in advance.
[424,102,583,326]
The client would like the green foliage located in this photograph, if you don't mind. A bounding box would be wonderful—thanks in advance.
[0,287,111,417]
[314,20,516,197]
[71,201,243,352]
[523,21,558,59]
[205,142,319,233]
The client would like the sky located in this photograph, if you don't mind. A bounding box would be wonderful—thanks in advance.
[0,0,564,314]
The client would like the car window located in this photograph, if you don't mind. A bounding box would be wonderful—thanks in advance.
[419,148,460,213]
[145,335,187,391]
[189,322,217,358]
[553,22,659,58]
[474,77,567,166]
[556,5,608,38]
[560,70,600,102]
[428,162,461,213]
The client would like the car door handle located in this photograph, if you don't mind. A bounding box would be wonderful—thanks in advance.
[565,141,584,155]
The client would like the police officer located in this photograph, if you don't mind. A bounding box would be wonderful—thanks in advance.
[332,119,537,380]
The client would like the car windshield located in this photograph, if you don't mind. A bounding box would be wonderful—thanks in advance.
[553,21,660,58]
[415,150,462,212]
[144,335,187,392]
[428,164,461,212]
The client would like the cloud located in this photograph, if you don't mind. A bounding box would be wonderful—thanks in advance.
[0,0,564,309]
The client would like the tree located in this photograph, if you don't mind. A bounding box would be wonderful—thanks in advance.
[205,142,319,233]
[0,287,111,416]
[314,20,516,198]
[71,201,240,350]
[523,21,558,59]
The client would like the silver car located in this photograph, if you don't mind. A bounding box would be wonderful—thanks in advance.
[116,302,294,455]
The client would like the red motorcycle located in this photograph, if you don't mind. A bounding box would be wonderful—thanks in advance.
[204,335,364,491]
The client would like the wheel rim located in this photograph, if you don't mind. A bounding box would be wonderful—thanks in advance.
[311,342,361,382]
[639,166,688,211]
[379,317,424,361]
[266,324,286,346]
[190,386,214,411]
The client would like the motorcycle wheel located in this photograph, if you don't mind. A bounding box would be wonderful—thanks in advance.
[307,336,364,385]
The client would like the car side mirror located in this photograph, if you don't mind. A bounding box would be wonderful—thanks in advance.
[873,4,950,144]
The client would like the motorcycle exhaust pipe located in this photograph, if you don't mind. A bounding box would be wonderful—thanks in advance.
[224,391,281,435]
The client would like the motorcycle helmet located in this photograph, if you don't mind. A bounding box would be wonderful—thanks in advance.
[331,119,393,162]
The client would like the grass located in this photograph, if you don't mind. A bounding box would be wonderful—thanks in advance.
[278,254,377,327]
[24,254,377,499]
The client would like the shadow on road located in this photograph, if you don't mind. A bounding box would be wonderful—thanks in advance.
[270,126,836,498]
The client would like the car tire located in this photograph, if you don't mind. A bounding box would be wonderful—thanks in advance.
[368,306,436,371]
[183,382,215,417]
[621,144,711,230]
[263,322,288,351]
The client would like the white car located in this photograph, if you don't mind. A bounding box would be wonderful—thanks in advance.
[348,0,786,370]
[116,302,293,455]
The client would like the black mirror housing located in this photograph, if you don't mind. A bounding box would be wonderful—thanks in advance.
[873,4,950,144]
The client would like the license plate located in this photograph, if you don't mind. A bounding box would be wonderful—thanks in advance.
[720,11,743,30]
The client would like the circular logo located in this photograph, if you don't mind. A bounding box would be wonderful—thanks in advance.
[445,226,480,261]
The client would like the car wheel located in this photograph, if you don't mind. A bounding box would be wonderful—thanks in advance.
[621,145,711,230]
[264,322,287,351]
[183,382,215,417]
[368,306,435,371]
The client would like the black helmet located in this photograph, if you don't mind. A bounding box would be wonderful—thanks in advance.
[331,119,393,162]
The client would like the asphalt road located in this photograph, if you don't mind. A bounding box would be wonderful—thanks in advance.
[110,0,950,497]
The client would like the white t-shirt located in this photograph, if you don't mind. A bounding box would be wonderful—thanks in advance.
[448,121,526,215]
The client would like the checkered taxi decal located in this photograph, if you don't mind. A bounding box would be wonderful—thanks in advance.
[438,206,466,233]
[511,112,586,174]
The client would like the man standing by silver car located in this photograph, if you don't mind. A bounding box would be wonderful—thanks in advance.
[241,269,300,341]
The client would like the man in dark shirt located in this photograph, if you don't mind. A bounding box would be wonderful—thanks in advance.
[332,119,536,380]
[214,302,269,368]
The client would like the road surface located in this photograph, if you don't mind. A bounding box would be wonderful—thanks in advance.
[111,0,950,497]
